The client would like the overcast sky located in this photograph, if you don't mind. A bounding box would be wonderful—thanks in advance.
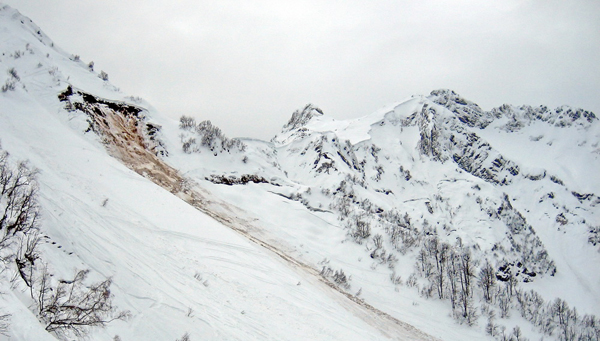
[5,1,600,139]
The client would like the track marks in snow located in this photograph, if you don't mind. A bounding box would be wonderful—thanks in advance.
[132,161,439,340]
[78,101,440,340]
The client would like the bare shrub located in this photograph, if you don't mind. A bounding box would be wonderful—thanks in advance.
[1,68,19,92]
[35,267,130,337]
[99,70,109,81]
[0,159,40,241]
[178,117,246,153]
[179,116,196,130]
[349,219,371,242]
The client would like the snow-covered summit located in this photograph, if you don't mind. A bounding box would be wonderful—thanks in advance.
[429,88,597,131]
[281,103,325,132]
[427,88,488,127]
[0,5,55,50]
[172,86,600,341]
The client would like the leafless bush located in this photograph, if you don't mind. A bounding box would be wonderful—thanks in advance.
[99,70,109,81]
[390,272,403,285]
[373,234,383,250]
[179,116,196,130]
[478,260,496,303]
[320,265,333,277]
[35,267,130,337]
[0,144,40,257]
[178,117,246,153]
[0,142,130,338]
[0,142,41,315]
[406,273,418,288]
[349,219,371,243]
[0,159,40,243]
[14,230,40,287]
[333,269,350,289]
[320,265,351,290]
[7,68,19,81]
[1,68,19,92]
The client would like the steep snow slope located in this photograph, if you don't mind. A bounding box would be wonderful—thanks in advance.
[0,5,437,340]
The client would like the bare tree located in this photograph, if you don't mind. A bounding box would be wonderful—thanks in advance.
[35,267,130,337]
[372,234,383,250]
[333,269,351,289]
[0,143,128,338]
[457,249,477,324]
[14,230,40,287]
[179,116,196,130]
[425,236,449,299]
[446,249,459,311]
[580,314,600,341]
[0,145,41,282]
[415,248,432,277]
[510,325,527,341]
[478,260,496,303]
[552,298,578,341]
[497,288,511,319]
[349,218,371,242]
[0,158,40,241]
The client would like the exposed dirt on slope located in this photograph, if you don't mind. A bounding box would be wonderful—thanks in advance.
[60,88,440,341]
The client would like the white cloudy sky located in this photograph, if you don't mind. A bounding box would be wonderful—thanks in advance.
[5,1,600,139]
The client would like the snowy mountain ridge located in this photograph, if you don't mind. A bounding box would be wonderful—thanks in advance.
[1,4,599,341]
[171,82,600,340]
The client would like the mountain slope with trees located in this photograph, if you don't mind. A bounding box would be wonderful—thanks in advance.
[0,4,599,341]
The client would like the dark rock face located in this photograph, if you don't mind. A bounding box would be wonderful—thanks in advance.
[59,86,168,157]
[429,89,597,132]
[206,174,275,186]
[403,96,521,185]
[489,104,597,131]
[428,89,490,128]
[281,104,324,133]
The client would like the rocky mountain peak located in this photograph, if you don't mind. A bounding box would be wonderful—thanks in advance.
[281,103,324,133]
[489,104,597,131]
[427,89,489,128]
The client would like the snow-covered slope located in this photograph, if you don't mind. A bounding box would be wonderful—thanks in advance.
[0,5,437,341]
[167,94,600,340]
[1,3,599,341]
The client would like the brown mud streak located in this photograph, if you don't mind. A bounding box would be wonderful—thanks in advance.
[63,89,439,341]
